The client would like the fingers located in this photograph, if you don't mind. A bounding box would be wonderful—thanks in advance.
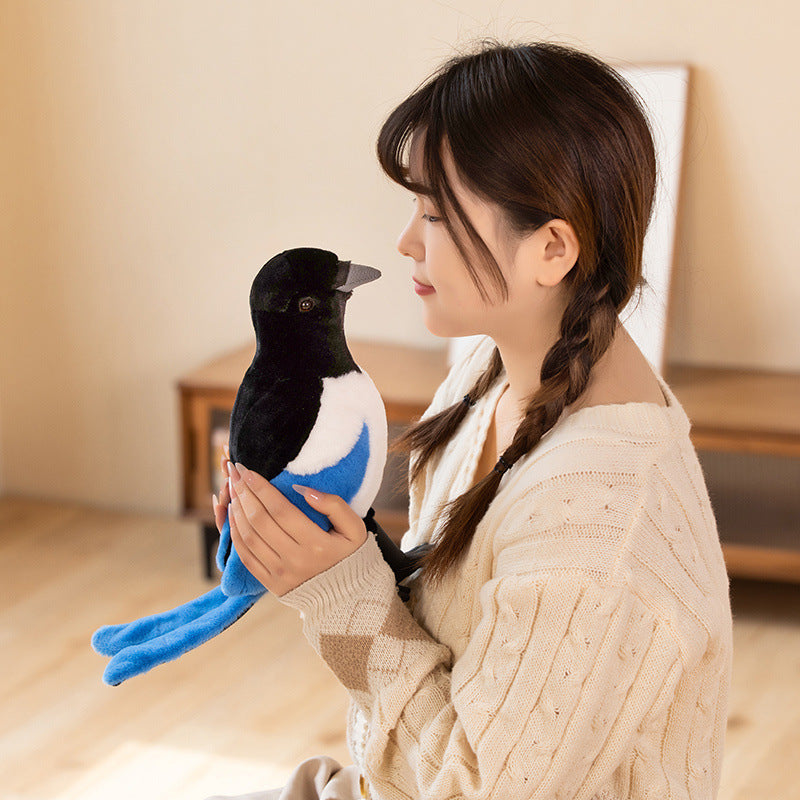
[219,443,231,490]
[221,442,230,469]
[213,494,225,533]
[213,482,231,533]
[225,463,365,547]
[292,484,367,544]
[226,463,368,595]
[213,442,232,532]
[229,463,320,545]
[228,492,277,580]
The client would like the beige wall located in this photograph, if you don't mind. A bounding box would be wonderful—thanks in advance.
[1,0,798,513]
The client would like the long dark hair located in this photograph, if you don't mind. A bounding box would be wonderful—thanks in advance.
[377,41,657,584]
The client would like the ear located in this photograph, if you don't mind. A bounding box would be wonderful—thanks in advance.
[533,219,580,288]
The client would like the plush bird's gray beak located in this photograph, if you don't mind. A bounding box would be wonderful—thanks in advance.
[335,261,381,293]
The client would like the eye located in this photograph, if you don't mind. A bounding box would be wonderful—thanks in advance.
[413,195,443,223]
[298,296,318,313]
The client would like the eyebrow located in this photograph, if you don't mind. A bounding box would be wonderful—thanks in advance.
[401,168,435,197]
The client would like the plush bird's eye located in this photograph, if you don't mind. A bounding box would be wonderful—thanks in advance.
[298,296,318,313]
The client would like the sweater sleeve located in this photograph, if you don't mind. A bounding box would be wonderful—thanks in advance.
[279,521,685,800]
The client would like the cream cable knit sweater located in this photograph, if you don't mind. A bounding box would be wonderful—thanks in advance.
[281,336,733,800]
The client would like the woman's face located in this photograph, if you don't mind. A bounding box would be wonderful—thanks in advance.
[396,137,575,342]
[395,140,510,338]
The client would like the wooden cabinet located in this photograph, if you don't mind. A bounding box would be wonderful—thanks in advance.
[663,365,800,581]
[178,342,800,582]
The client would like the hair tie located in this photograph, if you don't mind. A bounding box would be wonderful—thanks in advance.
[462,394,475,407]
[493,455,512,475]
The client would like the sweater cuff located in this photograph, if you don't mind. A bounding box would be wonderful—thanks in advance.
[278,532,395,618]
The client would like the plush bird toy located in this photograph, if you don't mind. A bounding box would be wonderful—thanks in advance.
[92,247,426,685]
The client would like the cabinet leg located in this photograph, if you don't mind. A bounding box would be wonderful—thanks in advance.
[202,523,220,579]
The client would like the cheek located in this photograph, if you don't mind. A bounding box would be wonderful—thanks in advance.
[425,235,462,291]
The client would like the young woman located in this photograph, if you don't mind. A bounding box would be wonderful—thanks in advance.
[212,41,732,800]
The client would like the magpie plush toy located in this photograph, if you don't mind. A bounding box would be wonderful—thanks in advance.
[92,247,426,685]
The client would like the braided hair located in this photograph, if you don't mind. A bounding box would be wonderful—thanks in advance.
[377,41,657,584]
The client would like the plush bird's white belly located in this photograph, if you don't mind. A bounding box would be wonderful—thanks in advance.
[284,369,387,517]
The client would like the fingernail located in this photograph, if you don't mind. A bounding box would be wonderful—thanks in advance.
[224,443,230,459]
[292,484,320,502]
[212,493,218,508]
[227,461,237,479]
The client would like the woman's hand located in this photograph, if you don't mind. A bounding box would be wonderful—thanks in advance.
[225,461,368,596]
[212,444,232,533]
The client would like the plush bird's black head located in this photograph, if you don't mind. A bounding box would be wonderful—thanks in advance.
[246,247,380,378]
[250,247,380,318]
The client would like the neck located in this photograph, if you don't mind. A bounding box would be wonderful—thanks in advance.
[251,311,354,377]
[493,337,549,412]
[492,313,623,421]
[489,295,567,414]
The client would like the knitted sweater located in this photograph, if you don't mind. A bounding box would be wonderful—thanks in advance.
[281,335,733,800]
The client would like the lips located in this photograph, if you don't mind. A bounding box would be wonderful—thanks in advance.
[413,277,435,296]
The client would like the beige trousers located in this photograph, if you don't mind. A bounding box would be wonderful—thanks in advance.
[206,756,364,800]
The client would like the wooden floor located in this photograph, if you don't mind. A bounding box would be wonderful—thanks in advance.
[1,497,798,800]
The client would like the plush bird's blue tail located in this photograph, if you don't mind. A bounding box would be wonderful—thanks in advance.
[91,585,258,686]
[92,514,265,686]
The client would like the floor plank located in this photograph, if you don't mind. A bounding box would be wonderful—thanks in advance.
[0,498,349,800]
[0,498,797,799]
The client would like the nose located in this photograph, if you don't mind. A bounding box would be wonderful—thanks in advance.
[396,209,424,262]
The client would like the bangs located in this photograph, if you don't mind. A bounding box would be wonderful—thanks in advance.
[376,84,439,201]
[375,54,514,302]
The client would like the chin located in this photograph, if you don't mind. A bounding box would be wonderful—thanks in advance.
[424,314,482,340]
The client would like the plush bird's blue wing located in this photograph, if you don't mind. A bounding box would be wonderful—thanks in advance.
[92,421,373,685]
